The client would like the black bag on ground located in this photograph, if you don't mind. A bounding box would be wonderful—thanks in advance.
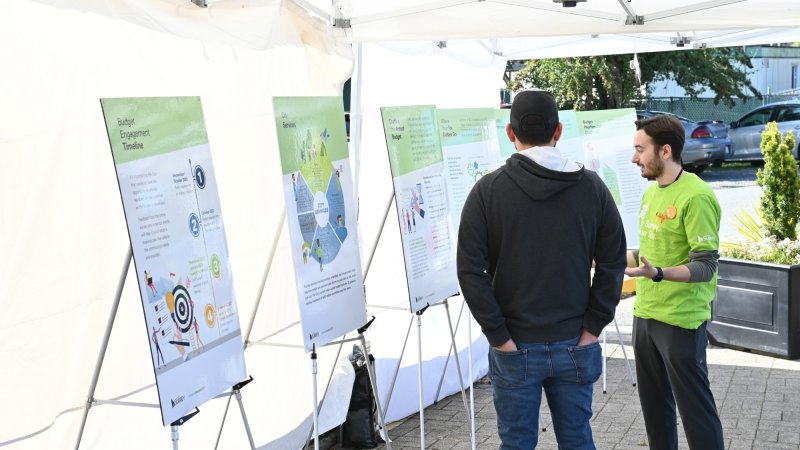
[341,345,377,449]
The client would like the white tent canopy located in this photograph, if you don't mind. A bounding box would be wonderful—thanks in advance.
[1,0,798,448]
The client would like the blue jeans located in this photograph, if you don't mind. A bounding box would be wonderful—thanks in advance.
[488,336,602,450]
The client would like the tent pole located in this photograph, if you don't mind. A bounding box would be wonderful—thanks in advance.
[243,207,287,346]
[363,191,395,280]
[74,246,132,450]
[350,42,364,203]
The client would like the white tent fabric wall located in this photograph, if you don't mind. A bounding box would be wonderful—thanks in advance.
[0,1,356,448]
[3,0,800,448]
[353,41,507,422]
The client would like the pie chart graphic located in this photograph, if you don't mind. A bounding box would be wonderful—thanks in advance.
[293,150,348,267]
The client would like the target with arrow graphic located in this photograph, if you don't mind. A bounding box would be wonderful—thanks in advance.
[171,284,195,333]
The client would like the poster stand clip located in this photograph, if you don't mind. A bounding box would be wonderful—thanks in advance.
[231,376,256,449]
[170,408,199,450]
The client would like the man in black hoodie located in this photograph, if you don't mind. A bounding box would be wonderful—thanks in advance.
[457,89,627,449]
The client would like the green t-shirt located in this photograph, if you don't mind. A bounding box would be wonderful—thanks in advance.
[633,172,721,329]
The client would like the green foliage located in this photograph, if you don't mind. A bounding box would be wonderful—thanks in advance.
[757,123,800,240]
[507,47,760,110]
[721,126,800,264]
[723,236,800,265]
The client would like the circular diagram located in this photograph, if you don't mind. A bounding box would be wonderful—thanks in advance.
[291,134,348,268]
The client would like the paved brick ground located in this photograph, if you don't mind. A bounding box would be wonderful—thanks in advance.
[384,343,800,449]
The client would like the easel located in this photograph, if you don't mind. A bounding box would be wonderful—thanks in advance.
[73,246,257,450]
[364,189,476,449]
[601,317,636,393]
[306,317,391,449]
[380,297,474,450]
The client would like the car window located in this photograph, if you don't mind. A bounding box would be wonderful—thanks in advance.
[776,105,800,122]
[738,109,772,127]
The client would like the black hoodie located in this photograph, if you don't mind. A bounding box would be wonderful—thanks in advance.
[456,152,627,346]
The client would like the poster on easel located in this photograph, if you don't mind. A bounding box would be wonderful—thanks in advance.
[493,107,647,247]
[567,108,648,247]
[436,108,504,235]
[101,96,246,426]
[273,96,366,353]
[381,105,459,313]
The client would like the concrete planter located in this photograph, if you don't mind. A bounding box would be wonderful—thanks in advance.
[708,258,800,359]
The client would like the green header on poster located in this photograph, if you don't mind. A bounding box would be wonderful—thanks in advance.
[577,108,637,138]
[273,96,349,175]
[382,105,442,177]
[436,108,495,147]
[101,97,208,164]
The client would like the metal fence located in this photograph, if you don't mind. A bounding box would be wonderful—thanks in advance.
[626,95,800,123]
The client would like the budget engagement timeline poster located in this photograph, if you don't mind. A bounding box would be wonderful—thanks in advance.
[101,96,246,426]
[273,96,366,352]
[381,105,459,313]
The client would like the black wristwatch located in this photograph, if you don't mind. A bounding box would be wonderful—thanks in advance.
[652,267,664,282]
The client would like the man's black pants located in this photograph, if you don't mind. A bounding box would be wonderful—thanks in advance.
[632,317,724,450]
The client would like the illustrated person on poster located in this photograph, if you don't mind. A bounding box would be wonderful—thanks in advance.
[292,173,297,200]
[335,215,347,241]
[152,326,165,367]
[316,239,324,272]
[405,210,411,233]
[335,170,341,191]
[302,243,309,264]
[457,89,626,449]
[625,114,724,450]
[410,189,425,219]
[144,270,157,296]
[416,183,424,204]
[193,314,204,349]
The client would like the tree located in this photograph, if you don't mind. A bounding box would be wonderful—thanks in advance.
[508,47,760,110]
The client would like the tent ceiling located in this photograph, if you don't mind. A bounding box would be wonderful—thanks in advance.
[30,0,799,56]
[300,0,800,46]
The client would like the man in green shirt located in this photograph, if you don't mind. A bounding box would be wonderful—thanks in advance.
[626,115,724,450]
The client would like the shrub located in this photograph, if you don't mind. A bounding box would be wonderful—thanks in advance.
[757,122,799,240]
[722,123,799,263]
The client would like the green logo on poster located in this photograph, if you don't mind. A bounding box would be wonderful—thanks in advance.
[210,254,222,278]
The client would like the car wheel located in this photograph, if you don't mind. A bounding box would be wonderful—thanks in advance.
[684,164,708,174]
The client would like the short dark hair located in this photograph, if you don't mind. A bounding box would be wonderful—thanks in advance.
[510,89,559,145]
[634,115,685,163]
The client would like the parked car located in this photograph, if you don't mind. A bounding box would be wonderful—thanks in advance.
[726,101,800,162]
[637,110,732,173]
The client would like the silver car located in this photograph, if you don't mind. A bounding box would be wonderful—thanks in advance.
[637,110,731,173]
[727,101,800,162]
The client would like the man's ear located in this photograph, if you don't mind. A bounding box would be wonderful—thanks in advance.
[660,144,673,161]
[506,123,516,143]
[552,122,564,144]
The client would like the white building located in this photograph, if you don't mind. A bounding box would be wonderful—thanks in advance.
[650,44,800,98]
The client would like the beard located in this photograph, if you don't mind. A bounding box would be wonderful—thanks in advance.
[640,158,664,181]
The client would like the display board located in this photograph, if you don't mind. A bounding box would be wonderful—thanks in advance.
[381,105,459,313]
[101,96,247,426]
[273,96,367,352]
[436,108,504,235]
[492,107,646,247]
